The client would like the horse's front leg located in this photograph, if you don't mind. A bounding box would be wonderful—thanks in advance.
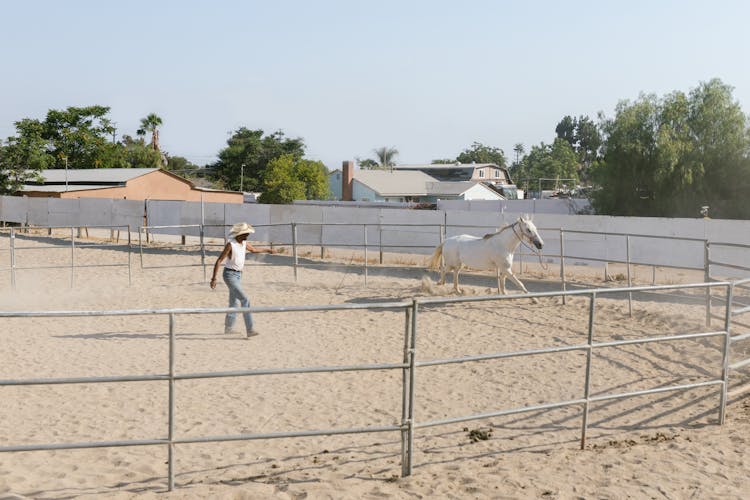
[453,267,462,294]
[507,271,538,304]
[498,270,507,295]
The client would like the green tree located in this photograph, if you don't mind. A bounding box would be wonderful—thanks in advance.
[212,128,305,191]
[165,155,199,176]
[574,115,602,172]
[258,154,329,204]
[592,79,750,218]
[520,138,580,188]
[120,135,163,168]
[511,143,525,177]
[42,105,117,168]
[555,116,576,147]
[356,157,379,169]
[0,119,53,194]
[456,142,507,168]
[431,158,455,164]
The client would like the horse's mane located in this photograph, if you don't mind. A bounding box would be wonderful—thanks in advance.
[482,221,516,240]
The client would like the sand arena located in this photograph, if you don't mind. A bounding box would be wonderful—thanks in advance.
[1,229,749,499]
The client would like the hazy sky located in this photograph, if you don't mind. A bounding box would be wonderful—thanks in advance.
[1,0,748,169]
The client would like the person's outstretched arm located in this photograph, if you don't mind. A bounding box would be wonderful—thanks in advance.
[246,243,275,254]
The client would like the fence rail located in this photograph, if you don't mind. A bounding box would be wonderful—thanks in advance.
[1,225,132,288]
[0,280,740,492]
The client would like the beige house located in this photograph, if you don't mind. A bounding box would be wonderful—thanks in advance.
[20,168,243,203]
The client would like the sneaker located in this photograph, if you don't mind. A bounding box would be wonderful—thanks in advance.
[246,330,260,338]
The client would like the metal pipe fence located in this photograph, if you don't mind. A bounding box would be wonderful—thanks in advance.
[136,222,716,301]
[0,225,132,289]
[0,280,739,491]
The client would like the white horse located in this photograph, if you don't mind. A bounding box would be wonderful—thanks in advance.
[429,216,544,295]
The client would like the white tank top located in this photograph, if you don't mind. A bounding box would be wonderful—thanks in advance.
[224,240,247,271]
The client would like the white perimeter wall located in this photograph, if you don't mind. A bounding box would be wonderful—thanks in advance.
[2,195,748,278]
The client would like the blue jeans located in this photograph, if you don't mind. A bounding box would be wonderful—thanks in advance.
[222,268,253,332]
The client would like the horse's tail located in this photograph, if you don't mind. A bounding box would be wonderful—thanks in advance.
[428,243,444,270]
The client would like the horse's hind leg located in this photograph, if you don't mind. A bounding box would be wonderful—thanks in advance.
[438,265,446,285]
[453,267,462,294]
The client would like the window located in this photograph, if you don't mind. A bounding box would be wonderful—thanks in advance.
[478,170,485,178]
[494,169,500,178]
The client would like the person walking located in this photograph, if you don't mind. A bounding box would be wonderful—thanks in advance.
[210,222,274,337]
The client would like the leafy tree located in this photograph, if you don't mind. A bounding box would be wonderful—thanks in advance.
[166,155,199,176]
[511,143,525,177]
[211,128,305,191]
[431,158,455,164]
[456,142,507,168]
[555,115,602,180]
[555,116,576,147]
[137,113,163,151]
[0,119,53,194]
[574,115,602,171]
[356,157,379,169]
[592,79,750,218]
[521,138,579,184]
[258,154,329,204]
[120,135,163,168]
[42,105,118,169]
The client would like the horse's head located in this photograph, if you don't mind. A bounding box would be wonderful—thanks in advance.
[518,216,544,250]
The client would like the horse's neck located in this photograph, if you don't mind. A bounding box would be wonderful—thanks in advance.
[490,225,523,254]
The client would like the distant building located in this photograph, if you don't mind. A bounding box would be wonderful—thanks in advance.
[18,168,243,203]
[394,162,513,184]
[393,162,520,199]
[329,161,503,203]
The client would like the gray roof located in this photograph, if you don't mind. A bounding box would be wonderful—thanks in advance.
[21,184,114,193]
[353,170,439,196]
[396,163,500,170]
[34,168,159,184]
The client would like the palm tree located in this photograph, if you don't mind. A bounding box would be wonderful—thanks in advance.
[137,113,163,152]
[372,146,399,170]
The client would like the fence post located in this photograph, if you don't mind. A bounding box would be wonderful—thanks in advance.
[127,225,132,286]
[379,226,383,265]
[200,224,206,283]
[400,306,412,477]
[291,223,298,282]
[626,235,632,317]
[363,224,368,286]
[167,313,176,491]
[560,229,567,305]
[705,240,711,327]
[139,227,144,270]
[719,283,733,425]
[70,226,75,289]
[580,292,596,449]
[320,223,325,260]
[404,298,418,476]
[10,227,16,290]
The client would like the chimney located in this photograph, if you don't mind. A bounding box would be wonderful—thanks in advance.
[342,160,354,201]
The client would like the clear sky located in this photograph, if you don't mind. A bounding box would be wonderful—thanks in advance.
[1,0,748,170]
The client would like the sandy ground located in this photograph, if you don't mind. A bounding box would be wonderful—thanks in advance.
[1,230,749,499]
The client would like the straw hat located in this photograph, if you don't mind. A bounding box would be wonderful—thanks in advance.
[229,222,255,237]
